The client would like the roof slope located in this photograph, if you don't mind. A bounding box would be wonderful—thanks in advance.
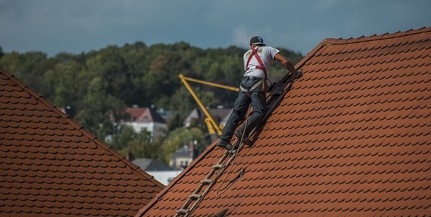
[0,69,165,216]
[137,27,431,216]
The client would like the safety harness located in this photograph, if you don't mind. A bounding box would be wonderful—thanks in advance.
[241,47,268,93]
[245,46,267,78]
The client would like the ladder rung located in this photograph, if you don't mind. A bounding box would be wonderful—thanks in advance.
[176,209,189,214]
[227,149,237,154]
[189,194,201,199]
[175,140,242,216]
[213,164,223,169]
[201,179,213,184]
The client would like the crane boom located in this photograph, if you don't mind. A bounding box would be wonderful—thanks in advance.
[179,73,238,137]
[180,75,239,92]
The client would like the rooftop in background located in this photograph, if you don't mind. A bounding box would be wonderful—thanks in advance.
[0,69,165,216]
[125,106,166,123]
[132,158,174,171]
[136,27,431,216]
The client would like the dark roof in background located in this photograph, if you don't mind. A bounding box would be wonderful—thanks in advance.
[137,27,431,216]
[208,108,232,123]
[132,158,174,171]
[183,108,231,126]
[0,69,165,216]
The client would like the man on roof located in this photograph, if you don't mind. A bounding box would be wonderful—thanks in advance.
[217,36,302,150]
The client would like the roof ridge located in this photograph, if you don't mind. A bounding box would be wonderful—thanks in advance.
[295,26,431,71]
[1,69,165,189]
[326,26,431,46]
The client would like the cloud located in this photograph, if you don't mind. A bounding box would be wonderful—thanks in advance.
[1,0,430,56]
[232,26,251,47]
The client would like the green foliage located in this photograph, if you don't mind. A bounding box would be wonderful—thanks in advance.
[76,76,126,139]
[160,127,206,163]
[0,41,303,161]
[0,51,50,91]
[110,125,160,159]
[45,60,89,108]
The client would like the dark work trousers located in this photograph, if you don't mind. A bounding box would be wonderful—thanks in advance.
[219,76,267,142]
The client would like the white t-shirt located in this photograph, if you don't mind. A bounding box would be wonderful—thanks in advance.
[243,46,280,78]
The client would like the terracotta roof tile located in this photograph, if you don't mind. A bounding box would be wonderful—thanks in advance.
[137,27,431,216]
[0,69,164,216]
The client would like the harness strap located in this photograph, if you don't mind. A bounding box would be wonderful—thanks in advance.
[239,79,263,93]
[245,47,268,78]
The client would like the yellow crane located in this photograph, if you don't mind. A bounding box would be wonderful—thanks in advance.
[179,73,239,138]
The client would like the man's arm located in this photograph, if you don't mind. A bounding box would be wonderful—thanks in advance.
[274,53,302,78]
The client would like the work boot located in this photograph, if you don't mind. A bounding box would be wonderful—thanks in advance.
[217,139,233,150]
[234,127,246,139]
[235,128,253,146]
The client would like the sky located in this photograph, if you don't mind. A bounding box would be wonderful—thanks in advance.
[1,0,431,56]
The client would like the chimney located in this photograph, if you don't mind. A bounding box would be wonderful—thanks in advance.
[127,152,135,161]
[64,105,75,118]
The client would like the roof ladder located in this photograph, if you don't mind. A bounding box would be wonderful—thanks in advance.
[175,145,241,217]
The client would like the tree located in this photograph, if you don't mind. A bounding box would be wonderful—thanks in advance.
[76,76,125,139]
[86,46,133,102]
[0,52,22,76]
[110,125,160,159]
[44,61,89,110]
[0,46,4,58]
[160,127,205,164]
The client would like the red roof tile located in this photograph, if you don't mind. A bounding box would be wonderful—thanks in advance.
[0,69,164,216]
[136,27,431,216]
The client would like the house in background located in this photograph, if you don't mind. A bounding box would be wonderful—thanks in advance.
[132,158,174,171]
[169,143,197,170]
[121,106,167,138]
[132,158,182,185]
[0,69,165,216]
[136,27,431,216]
